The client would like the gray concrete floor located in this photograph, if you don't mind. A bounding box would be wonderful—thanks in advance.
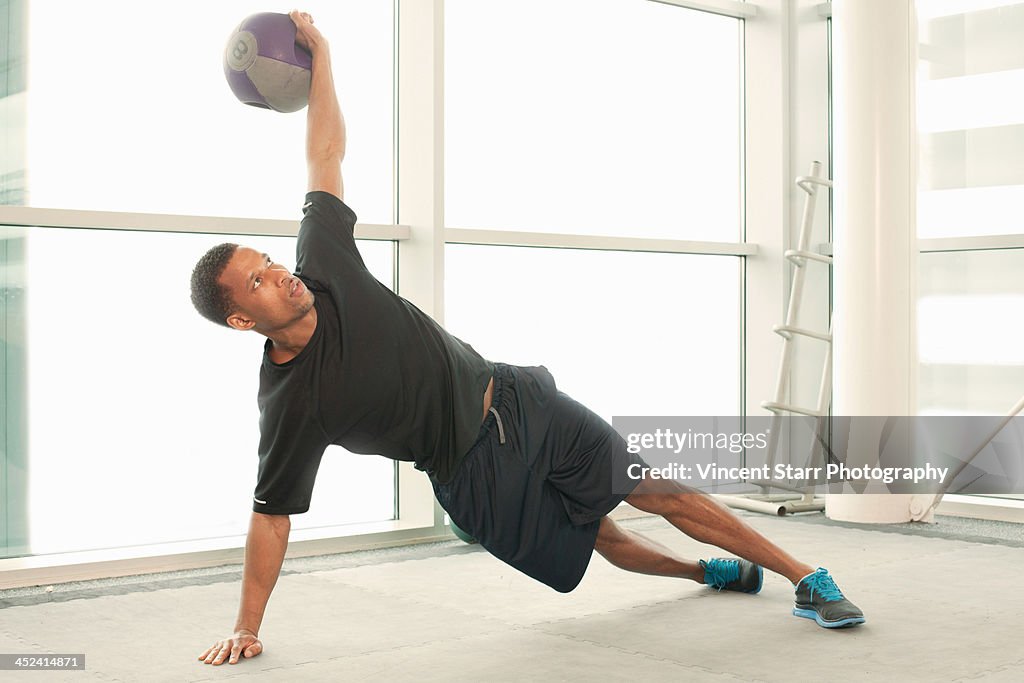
[1,511,1022,682]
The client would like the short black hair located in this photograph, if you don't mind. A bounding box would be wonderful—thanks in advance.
[190,243,239,327]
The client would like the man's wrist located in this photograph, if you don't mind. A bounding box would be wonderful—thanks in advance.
[311,44,330,63]
[306,37,330,57]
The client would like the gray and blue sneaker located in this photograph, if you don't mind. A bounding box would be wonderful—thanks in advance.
[793,567,866,628]
[700,557,763,594]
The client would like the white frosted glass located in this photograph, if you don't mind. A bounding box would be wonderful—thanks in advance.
[445,0,742,241]
[24,1,393,223]
[916,0,1024,239]
[918,295,1024,365]
[444,245,740,421]
[917,0,1022,20]
[918,186,1024,238]
[918,70,1024,133]
[20,229,394,555]
[918,250,1024,414]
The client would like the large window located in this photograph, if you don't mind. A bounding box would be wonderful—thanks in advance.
[444,0,743,241]
[17,0,393,223]
[916,0,1024,417]
[0,228,395,557]
[0,1,398,561]
[917,0,1024,239]
[444,0,745,425]
[445,245,740,419]
[919,249,1024,415]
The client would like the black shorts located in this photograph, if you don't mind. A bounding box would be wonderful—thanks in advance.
[430,363,646,593]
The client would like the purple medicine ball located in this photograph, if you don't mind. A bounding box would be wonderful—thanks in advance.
[223,12,313,113]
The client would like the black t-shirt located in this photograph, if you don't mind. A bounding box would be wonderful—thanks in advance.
[252,191,494,515]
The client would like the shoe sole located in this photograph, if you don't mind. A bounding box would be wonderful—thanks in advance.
[792,606,865,628]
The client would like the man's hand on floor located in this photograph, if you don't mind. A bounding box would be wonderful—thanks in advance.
[198,629,263,665]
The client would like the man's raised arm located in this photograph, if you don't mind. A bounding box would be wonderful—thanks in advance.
[291,10,346,200]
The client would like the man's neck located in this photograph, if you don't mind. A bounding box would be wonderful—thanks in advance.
[267,306,319,365]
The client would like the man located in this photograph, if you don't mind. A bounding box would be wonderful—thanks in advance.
[194,11,864,667]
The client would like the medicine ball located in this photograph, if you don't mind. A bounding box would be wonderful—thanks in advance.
[223,12,312,113]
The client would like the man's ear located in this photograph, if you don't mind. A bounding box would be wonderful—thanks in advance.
[226,312,256,332]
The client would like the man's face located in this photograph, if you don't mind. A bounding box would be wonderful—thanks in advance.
[219,246,315,333]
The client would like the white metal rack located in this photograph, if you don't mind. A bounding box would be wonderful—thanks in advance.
[721,161,833,516]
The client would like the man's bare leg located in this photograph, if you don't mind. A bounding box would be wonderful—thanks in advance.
[594,516,706,582]
[624,477,814,585]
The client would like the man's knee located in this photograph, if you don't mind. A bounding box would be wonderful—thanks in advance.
[594,516,622,554]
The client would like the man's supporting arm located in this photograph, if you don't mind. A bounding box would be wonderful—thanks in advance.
[235,512,291,635]
[292,10,346,200]
[198,512,291,665]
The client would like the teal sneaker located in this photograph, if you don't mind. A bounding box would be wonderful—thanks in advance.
[793,568,866,628]
[700,557,763,594]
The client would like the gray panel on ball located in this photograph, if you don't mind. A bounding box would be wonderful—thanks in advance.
[248,57,311,113]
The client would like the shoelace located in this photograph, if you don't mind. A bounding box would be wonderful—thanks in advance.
[803,568,845,602]
[702,559,739,590]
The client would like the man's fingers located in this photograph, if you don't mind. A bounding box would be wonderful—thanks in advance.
[289,9,313,25]
[228,641,243,665]
[201,642,222,663]
[212,645,229,665]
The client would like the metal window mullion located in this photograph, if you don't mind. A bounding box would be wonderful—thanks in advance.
[919,235,1024,253]
[648,0,758,20]
[444,228,756,256]
[741,0,789,420]
[395,0,448,534]
[819,236,1024,255]
[0,206,410,241]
